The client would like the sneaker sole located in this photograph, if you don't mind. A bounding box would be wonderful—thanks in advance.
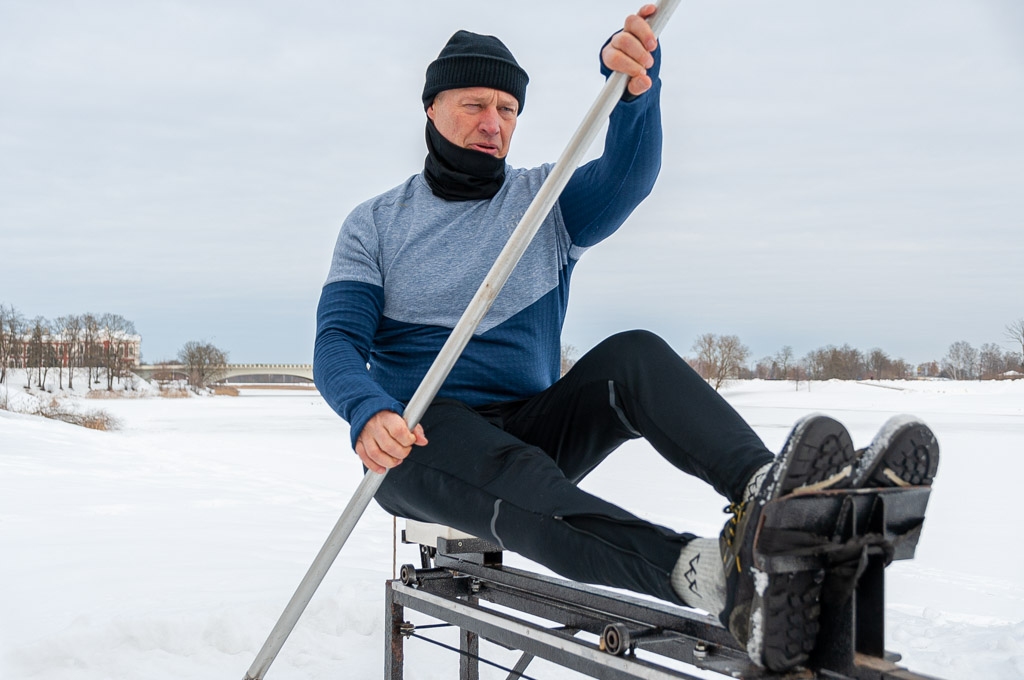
[753,569,824,671]
[748,415,857,671]
[767,413,857,498]
[852,415,940,488]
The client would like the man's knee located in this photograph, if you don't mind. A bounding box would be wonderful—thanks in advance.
[604,329,674,357]
[582,329,681,375]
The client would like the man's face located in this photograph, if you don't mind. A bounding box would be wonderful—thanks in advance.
[427,87,518,159]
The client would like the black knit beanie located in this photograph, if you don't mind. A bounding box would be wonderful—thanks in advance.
[422,30,529,113]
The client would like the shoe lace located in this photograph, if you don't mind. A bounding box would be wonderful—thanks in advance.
[722,501,747,573]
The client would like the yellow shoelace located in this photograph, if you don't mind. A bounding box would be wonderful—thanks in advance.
[722,501,747,573]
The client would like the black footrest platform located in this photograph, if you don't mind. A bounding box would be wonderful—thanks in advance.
[756,487,930,573]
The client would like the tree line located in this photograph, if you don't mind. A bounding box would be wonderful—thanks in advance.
[8,299,1022,394]
[689,318,1024,390]
[2,302,235,394]
[0,303,139,391]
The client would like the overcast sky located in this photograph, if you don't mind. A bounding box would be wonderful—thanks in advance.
[1,0,1021,366]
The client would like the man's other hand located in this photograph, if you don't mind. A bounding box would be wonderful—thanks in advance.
[355,410,428,474]
[601,4,659,97]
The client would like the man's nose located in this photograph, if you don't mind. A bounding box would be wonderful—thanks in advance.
[478,106,501,135]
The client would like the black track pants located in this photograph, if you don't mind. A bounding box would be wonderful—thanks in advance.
[374,330,773,605]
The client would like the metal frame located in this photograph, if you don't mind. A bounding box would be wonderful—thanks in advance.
[387,488,944,680]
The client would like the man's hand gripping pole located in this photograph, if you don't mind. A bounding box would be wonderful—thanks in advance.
[243,3,680,677]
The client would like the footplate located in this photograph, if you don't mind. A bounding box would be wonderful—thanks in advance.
[755,487,931,573]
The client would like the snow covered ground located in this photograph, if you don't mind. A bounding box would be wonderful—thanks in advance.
[1,377,1022,679]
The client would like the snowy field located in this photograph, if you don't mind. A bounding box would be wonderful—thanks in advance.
[2,377,1023,679]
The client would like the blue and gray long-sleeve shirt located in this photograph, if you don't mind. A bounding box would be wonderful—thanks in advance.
[314,51,663,447]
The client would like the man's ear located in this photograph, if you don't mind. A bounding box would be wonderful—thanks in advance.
[426,102,436,121]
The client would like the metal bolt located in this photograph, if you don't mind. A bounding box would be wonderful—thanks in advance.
[399,621,415,637]
[694,641,708,660]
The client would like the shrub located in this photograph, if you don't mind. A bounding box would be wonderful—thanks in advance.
[79,412,120,431]
[85,389,131,399]
[158,386,190,398]
[35,398,120,431]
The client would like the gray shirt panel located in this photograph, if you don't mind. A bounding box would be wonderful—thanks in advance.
[326,165,574,335]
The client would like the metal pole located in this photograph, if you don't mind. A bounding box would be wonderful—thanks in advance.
[244,3,680,677]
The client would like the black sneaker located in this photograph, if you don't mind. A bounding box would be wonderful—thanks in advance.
[718,414,857,671]
[852,415,939,487]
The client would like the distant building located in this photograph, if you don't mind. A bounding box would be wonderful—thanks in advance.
[9,330,141,370]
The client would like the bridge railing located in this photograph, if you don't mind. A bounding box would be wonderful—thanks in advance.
[134,364,314,382]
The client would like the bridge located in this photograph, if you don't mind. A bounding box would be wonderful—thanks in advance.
[133,363,314,383]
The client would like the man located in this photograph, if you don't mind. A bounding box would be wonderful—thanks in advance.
[314,5,940,672]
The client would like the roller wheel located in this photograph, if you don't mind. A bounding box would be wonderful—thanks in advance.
[602,623,631,656]
[400,563,417,585]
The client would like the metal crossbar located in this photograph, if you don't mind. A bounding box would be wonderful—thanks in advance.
[407,631,544,680]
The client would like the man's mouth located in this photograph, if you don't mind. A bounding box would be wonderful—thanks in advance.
[468,143,500,155]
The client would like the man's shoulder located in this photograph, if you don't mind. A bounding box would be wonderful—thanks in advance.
[359,174,425,211]
[341,174,427,233]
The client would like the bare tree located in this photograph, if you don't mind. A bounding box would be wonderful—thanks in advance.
[52,314,77,390]
[52,316,67,390]
[99,313,137,390]
[867,348,892,380]
[81,313,101,385]
[803,344,865,380]
[802,348,825,380]
[1006,318,1024,371]
[0,304,25,384]
[753,356,772,380]
[891,358,912,380]
[774,345,794,380]
[755,349,791,380]
[55,314,83,389]
[26,316,52,389]
[691,334,714,381]
[792,360,810,391]
[692,333,750,391]
[560,343,577,376]
[833,345,865,380]
[978,343,1010,379]
[943,341,978,380]
[177,340,229,390]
